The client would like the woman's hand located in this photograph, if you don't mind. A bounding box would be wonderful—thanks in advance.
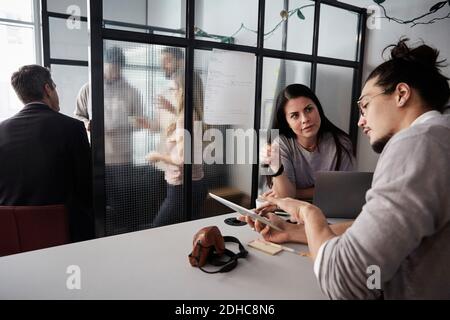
[260,142,281,173]
[261,194,320,224]
[262,189,279,199]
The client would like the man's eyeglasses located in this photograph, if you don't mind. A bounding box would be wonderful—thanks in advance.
[356,91,386,117]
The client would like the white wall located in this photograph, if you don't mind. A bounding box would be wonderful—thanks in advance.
[49,17,89,61]
[339,0,450,171]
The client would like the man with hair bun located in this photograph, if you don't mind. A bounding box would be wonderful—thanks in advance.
[242,38,450,299]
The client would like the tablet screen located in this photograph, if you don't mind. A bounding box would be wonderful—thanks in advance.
[209,193,282,231]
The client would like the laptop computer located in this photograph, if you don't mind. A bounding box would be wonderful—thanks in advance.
[313,171,373,219]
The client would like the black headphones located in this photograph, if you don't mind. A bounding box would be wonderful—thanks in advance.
[197,236,248,274]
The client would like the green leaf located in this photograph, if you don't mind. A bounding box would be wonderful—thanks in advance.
[220,37,232,44]
[373,0,385,4]
[297,9,305,20]
[195,30,208,37]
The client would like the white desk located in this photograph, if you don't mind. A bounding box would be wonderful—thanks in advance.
[0,213,339,300]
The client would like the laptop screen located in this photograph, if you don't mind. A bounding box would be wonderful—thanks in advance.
[313,171,373,219]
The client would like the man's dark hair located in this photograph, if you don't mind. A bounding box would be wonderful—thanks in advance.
[104,46,126,67]
[162,47,184,61]
[367,38,450,112]
[11,64,54,104]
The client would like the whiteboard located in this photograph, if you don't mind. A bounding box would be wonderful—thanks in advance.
[204,49,256,125]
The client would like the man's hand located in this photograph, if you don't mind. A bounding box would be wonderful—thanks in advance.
[254,201,278,215]
[133,116,152,129]
[158,95,176,114]
[237,210,307,244]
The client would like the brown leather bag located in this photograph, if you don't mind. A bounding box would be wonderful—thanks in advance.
[188,226,248,273]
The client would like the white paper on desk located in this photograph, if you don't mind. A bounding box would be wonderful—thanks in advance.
[204,49,256,125]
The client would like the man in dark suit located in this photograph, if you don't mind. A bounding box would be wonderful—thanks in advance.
[0,64,94,241]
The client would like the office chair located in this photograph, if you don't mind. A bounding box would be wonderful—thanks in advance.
[0,205,69,257]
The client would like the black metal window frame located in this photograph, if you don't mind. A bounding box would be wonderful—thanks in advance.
[42,0,367,237]
[41,0,89,67]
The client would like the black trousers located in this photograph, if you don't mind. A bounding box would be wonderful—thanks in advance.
[105,164,166,234]
[153,180,207,227]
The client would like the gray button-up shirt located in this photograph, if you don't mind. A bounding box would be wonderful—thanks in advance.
[315,111,450,299]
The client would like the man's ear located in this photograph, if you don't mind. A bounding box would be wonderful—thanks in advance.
[395,82,411,108]
[43,83,52,97]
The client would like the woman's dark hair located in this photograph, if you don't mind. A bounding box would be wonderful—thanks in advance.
[367,38,450,111]
[267,84,353,187]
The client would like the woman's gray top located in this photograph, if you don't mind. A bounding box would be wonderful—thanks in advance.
[277,132,354,189]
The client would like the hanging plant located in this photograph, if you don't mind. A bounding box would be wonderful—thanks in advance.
[373,0,450,27]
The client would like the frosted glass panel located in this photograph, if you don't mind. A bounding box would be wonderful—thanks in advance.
[194,49,254,218]
[103,0,185,37]
[47,0,87,17]
[49,17,88,61]
[315,64,354,133]
[147,0,185,35]
[264,0,315,54]
[318,4,358,61]
[195,0,258,46]
[100,40,188,234]
[103,0,146,26]
[50,64,88,117]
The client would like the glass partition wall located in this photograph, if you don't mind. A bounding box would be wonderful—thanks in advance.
[42,0,367,237]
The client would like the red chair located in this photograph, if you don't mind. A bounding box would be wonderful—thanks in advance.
[0,205,69,257]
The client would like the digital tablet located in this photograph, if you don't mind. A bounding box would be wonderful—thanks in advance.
[208,193,282,231]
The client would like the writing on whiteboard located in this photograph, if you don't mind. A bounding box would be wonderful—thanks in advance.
[204,50,256,125]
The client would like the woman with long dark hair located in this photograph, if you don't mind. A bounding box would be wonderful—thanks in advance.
[262,83,354,199]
